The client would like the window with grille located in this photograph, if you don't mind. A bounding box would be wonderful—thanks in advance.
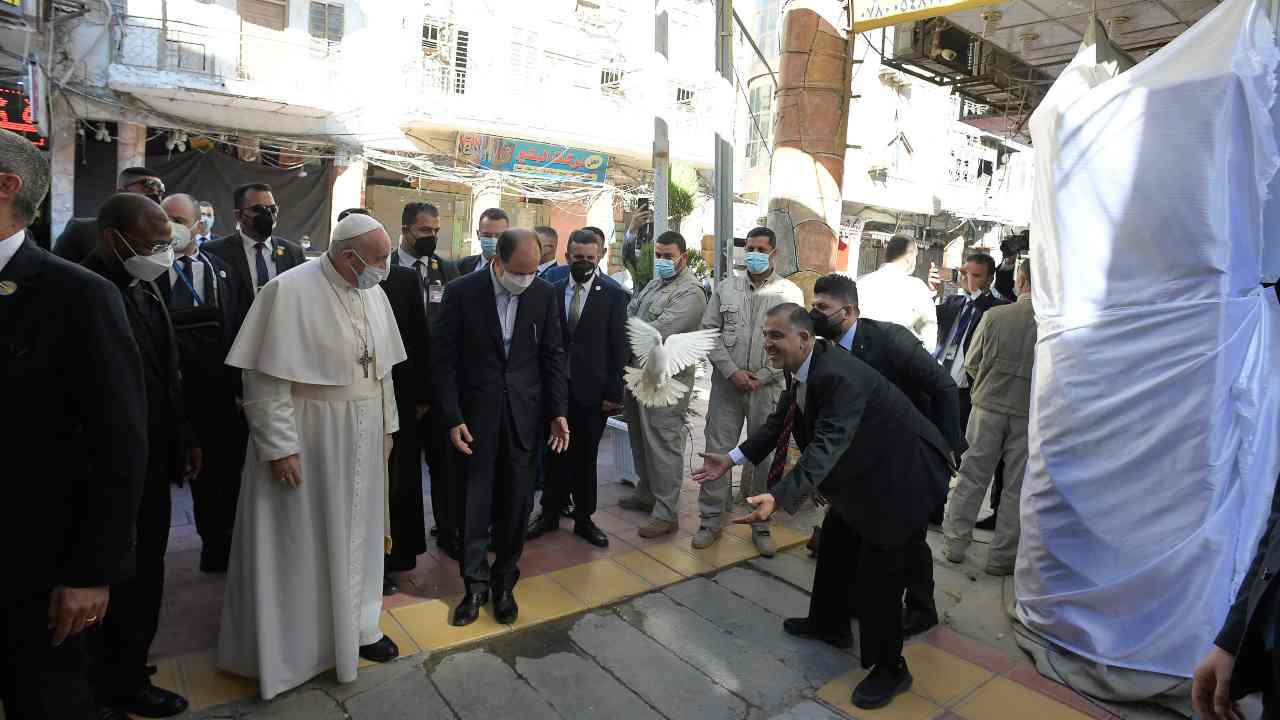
[453,29,470,94]
[308,2,344,44]
[239,0,286,31]
[422,20,443,54]
[746,84,771,168]
[675,86,695,109]
[600,66,624,94]
[509,29,540,91]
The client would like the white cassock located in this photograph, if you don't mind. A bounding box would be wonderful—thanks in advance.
[216,254,407,700]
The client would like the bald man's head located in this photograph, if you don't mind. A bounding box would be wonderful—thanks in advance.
[161,193,199,229]
[97,193,174,266]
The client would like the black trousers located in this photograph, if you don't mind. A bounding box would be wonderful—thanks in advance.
[88,474,170,703]
[809,510,910,669]
[1,593,97,719]
[460,409,535,593]
[189,413,246,558]
[542,401,605,521]
[425,411,462,543]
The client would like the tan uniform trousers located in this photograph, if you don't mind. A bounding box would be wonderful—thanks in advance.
[942,405,1029,570]
[699,373,785,527]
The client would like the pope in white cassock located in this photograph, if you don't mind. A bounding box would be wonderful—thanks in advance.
[216,213,408,700]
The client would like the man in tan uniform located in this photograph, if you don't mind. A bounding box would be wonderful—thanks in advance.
[698,227,803,554]
[619,231,708,538]
[943,260,1036,575]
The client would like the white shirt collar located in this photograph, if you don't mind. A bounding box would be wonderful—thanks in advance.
[397,246,423,268]
[794,346,816,384]
[0,229,24,274]
[538,259,556,273]
[838,321,858,351]
[242,232,273,250]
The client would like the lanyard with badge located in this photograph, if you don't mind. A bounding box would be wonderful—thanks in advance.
[173,260,205,306]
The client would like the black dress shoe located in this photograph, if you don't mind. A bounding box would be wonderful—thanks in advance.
[383,574,400,596]
[118,684,188,718]
[452,591,489,626]
[526,511,560,540]
[359,635,400,663]
[901,606,939,636]
[852,657,912,709]
[974,512,998,531]
[806,526,821,557]
[438,537,462,562]
[574,520,609,548]
[782,617,852,649]
[493,590,519,624]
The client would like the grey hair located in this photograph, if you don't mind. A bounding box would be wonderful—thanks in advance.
[328,232,369,257]
[0,129,51,225]
[162,193,198,214]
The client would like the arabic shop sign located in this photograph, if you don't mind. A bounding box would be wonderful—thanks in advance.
[852,0,993,31]
[0,83,45,149]
[456,132,609,184]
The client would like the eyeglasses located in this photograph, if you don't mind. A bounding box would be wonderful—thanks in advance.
[114,229,173,256]
[244,204,279,216]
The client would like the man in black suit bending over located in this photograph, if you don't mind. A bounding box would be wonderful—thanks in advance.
[527,228,630,548]
[433,228,570,627]
[693,304,952,711]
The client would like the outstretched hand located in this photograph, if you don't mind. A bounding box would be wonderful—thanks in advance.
[731,494,777,525]
[691,452,732,485]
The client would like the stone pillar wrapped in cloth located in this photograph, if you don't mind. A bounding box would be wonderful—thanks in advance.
[216,212,408,700]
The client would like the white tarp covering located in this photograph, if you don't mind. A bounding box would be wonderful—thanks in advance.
[1017,0,1280,678]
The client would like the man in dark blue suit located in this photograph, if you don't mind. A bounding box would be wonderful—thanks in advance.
[527,229,629,547]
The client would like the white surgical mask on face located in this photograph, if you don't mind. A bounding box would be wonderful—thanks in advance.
[498,268,535,296]
[348,250,389,290]
[171,222,195,253]
[113,230,173,282]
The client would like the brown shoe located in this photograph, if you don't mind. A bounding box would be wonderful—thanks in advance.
[638,519,677,539]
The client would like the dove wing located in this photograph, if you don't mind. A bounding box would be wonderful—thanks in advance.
[627,317,663,366]
[660,328,721,376]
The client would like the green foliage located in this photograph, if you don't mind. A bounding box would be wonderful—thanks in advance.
[626,239,654,290]
[685,248,710,280]
[668,164,698,227]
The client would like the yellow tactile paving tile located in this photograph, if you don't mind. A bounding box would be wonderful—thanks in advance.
[613,549,686,587]
[548,558,654,607]
[390,596,511,653]
[640,542,716,576]
[902,642,993,706]
[816,668,943,720]
[360,611,422,669]
[954,678,1094,720]
[722,522,809,551]
[178,650,259,710]
[511,574,589,629]
[677,532,761,568]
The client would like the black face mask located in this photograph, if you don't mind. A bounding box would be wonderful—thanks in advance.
[809,307,844,340]
[143,192,164,206]
[249,211,275,238]
[570,260,596,284]
[412,234,438,258]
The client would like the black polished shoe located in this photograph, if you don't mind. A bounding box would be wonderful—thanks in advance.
[574,520,609,548]
[117,684,189,719]
[852,657,912,710]
[438,536,462,562]
[974,512,998,531]
[901,606,939,636]
[383,574,400,596]
[452,590,489,627]
[526,511,560,540]
[493,590,519,624]
[782,617,853,649]
[359,635,400,663]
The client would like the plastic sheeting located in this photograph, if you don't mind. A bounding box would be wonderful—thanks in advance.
[1017,0,1280,679]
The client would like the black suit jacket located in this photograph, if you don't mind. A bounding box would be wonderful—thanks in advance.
[389,250,459,328]
[741,341,952,547]
[457,254,485,276]
[432,268,568,452]
[155,251,244,343]
[936,291,1009,360]
[380,265,432,415]
[555,273,629,408]
[52,217,99,265]
[0,240,147,592]
[201,231,305,329]
[1217,475,1280,699]
[847,318,963,452]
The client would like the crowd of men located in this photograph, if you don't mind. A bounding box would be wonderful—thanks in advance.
[5,123,1280,720]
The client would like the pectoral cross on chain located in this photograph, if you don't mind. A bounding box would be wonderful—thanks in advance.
[358,348,373,379]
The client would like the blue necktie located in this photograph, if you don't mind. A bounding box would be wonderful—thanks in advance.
[254,241,270,290]
[937,300,975,363]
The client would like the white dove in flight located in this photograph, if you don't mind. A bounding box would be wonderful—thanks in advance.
[625,316,720,407]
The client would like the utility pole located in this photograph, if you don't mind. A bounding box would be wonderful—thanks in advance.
[713,0,734,282]
[766,0,852,296]
[653,1,670,239]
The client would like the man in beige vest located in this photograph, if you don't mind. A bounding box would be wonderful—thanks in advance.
[943,260,1036,575]
[698,227,803,554]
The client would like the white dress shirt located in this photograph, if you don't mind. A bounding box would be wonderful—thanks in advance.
[490,265,519,357]
[168,251,208,303]
[242,234,277,292]
[564,271,594,323]
[837,321,858,352]
[0,229,25,273]
[855,262,938,350]
[729,346,815,466]
[397,246,430,304]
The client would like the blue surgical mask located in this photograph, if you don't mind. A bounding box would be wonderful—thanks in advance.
[745,251,770,275]
[479,235,498,259]
[654,257,677,280]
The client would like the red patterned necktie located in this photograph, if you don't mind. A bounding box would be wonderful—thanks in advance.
[765,396,798,490]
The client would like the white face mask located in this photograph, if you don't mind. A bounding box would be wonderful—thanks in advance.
[498,267,536,296]
[348,250,389,290]
[171,221,195,253]
[113,230,173,282]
